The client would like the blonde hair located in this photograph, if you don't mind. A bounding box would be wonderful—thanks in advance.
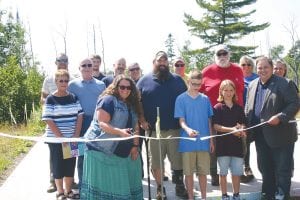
[55,69,69,81]
[217,79,237,103]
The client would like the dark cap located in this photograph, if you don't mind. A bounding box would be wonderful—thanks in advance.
[154,51,168,60]
[55,53,68,64]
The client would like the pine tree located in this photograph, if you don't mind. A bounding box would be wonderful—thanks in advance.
[165,33,176,62]
[183,0,270,63]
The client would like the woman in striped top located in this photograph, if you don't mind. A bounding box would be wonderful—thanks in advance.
[42,69,83,200]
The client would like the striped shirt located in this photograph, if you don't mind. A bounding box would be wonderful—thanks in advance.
[42,93,84,138]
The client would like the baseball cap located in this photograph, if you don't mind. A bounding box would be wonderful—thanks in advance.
[55,53,68,64]
[154,51,168,60]
[214,44,230,54]
[128,62,140,71]
[173,57,185,64]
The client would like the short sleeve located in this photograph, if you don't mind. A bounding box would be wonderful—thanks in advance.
[174,95,185,119]
[97,95,115,116]
[42,95,55,121]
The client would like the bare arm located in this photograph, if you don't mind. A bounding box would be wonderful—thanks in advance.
[179,118,198,137]
[97,109,131,137]
[73,114,83,138]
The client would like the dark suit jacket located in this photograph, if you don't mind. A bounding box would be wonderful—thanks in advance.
[245,75,299,148]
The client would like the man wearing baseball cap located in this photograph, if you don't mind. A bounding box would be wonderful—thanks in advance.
[173,57,188,83]
[137,51,188,199]
[199,44,244,186]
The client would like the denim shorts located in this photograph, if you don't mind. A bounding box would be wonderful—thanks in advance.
[217,156,243,176]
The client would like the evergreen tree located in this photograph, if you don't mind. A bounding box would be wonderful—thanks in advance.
[165,33,176,62]
[183,0,270,64]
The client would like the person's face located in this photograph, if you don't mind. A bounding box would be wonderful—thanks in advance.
[55,75,69,92]
[240,60,254,77]
[117,79,131,100]
[273,62,286,77]
[215,50,230,67]
[56,62,68,70]
[79,59,93,80]
[114,58,126,75]
[174,61,185,77]
[128,64,141,81]
[188,78,201,92]
[221,84,235,102]
[154,57,169,72]
[91,58,101,72]
[257,58,273,83]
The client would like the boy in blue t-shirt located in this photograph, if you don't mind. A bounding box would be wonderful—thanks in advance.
[174,69,214,200]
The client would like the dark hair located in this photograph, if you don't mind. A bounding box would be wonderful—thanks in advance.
[256,56,273,68]
[90,54,102,62]
[100,75,140,114]
[188,69,202,80]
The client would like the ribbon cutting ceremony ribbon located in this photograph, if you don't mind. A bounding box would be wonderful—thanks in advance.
[200,119,299,141]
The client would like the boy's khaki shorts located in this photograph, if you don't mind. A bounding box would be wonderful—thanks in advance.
[182,151,210,176]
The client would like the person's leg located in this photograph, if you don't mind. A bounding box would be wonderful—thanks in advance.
[77,155,84,189]
[230,157,243,195]
[183,152,195,200]
[48,146,57,193]
[210,138,219,186]
[167,129,187,198]
[273,143,294,199]
[198,175,207,199]
[255,133,276,199]
[217,156,230,196]
[185,175,194,199]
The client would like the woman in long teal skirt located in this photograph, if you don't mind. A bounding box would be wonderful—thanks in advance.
[81,75,143,200]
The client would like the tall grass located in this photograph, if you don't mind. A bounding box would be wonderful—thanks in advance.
[0,108,45,178]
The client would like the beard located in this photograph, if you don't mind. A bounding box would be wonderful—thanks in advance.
[155,65,169,80]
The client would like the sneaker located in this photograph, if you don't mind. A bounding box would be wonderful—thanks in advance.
[211,174,219,186]
[47,183,57,193]
[233,193,241,200]
[156,185,167,200]
[175,184,188,198]
[244,167,254,178]
[222,193,230,200]
[275,187,285,200]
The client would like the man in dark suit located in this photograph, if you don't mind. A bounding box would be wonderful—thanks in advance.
[245,56,299,200]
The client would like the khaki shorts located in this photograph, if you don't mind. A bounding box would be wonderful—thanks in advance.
[149,129,182,170]
[182,151,210,176]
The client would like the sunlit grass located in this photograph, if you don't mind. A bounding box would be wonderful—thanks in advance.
[0,108,45,178]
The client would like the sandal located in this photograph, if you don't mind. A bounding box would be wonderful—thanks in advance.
[65,190,80,199]
[56,193,66,200]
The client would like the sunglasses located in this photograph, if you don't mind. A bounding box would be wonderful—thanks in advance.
[175,64,185,68]
[118,85,132,90]
[241,63,252,67]
[190,82,201,87]
[58,79,69,83]
[81,63,93,68]
[216,52,228,57]
[129,68,140,72]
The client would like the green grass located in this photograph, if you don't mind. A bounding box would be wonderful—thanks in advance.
[0,108,45,178]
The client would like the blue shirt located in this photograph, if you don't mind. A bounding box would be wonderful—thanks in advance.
[102,75,114,88]
[174,92,213,152]
[137,72,187,130]
[68,78,106,117]
[243,73,258,105]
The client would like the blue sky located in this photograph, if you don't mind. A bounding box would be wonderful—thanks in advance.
[2,0,300,75]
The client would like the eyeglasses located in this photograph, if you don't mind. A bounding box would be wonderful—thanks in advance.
[216,52,228,57]
[118,85,132,90]
[241,63,252,67]
[81,63,93,68]
[175,64,185,68]
[56,59,68,63]
[190,82,201,87]
[129,68,140,72]
[58,79,69,83]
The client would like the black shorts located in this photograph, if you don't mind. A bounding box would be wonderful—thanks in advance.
[48,143,76,179]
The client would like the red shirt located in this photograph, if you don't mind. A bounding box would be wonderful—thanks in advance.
[199,63,244,107]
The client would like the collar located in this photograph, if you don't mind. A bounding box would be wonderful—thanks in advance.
[80,77,95,83]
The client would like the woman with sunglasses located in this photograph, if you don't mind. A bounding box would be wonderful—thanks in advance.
[81,75,143,200]
[42,69,83,200]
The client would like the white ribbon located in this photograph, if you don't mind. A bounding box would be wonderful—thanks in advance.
[200,119,299,141]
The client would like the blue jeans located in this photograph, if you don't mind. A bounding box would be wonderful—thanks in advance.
[255,132,294,199]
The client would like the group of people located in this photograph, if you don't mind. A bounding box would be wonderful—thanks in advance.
[40,43,299,200]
